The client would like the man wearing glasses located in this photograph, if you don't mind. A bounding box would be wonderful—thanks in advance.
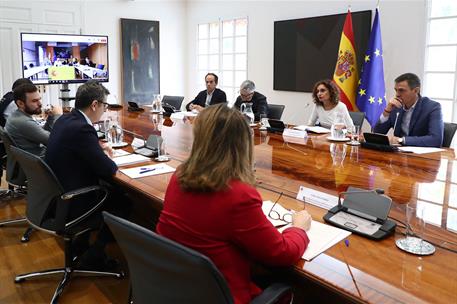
[234,80,268,122]
[46,80,128,272]
[5,82,62,157]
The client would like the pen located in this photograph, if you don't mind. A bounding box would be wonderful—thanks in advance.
[392,112,400,135]
[345,239,350,247]
[139,168,157,174]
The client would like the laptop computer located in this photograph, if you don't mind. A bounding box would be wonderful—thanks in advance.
[362,133,399,152]
[267,119,285,132]
[162,95,184,111]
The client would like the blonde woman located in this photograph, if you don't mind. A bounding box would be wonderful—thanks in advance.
[157,104,311,304]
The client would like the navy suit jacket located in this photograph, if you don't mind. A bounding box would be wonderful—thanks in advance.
[373,96,443,147]
[185,88,227,111]
[45,110,117,217]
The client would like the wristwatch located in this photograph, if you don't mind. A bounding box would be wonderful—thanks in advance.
[398,137,404,145]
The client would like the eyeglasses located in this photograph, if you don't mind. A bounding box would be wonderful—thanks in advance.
[268,192,293,224]
[98,100,109,108]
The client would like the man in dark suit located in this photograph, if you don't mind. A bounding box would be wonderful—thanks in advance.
[46,80,127,270]
[374,73,443,147]
[234,80,268,122]
[185,73,227,111]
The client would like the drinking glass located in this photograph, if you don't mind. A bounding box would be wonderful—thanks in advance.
[348,125,361,146]
[395,204,435,255]
[156,137,170,162]
[106,121,123,146]
[259,114,268,130]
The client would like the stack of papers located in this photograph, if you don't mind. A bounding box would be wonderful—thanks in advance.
[113,154,150,166]
[294,125,331,134]
[262,200,351,261]
[120,164,175,178]
[398,146,444,154]
[112,149,130,158]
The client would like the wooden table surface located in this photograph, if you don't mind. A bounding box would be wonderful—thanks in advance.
[110,109,457,304]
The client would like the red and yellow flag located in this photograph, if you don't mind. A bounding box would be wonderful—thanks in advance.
[333,10,358,111]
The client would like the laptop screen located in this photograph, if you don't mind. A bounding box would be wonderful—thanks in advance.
[363,133,391,146]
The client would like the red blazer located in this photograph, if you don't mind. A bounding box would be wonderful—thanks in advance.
[157,174,309,304]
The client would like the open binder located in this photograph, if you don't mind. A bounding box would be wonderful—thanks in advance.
[323,187,396,240]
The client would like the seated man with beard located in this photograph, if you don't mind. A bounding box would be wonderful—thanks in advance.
[5,83,61,157]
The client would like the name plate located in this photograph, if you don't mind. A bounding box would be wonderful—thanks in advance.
[296,186,338,210]
[282,128,307,138]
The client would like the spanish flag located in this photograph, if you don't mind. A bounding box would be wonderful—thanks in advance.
[333,10,358,111]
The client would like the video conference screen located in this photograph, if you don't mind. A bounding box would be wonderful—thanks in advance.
[274,10,372,92]
[20,33,109,85]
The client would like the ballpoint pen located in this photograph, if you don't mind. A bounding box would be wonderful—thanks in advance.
[139,167,158,174]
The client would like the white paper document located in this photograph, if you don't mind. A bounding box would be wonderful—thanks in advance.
[293,221,351,261]
[294,125,331,134]
[262,200,351,261]
[112,149,131,158]
[296,186,338,210]
[398,146,444,154]
[113,154,150,166]
[120,164,175,179]
[282,129,307,138]
[262,200,292,227]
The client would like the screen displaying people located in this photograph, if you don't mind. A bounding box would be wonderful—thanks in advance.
[21,33,108,84]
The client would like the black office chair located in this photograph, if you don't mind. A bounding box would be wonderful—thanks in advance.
[267,104,286,120]
[103,212,292,304]
[443,122,457,148]
[162,95,184,111]
[349,111,365,129]
[10,146,124,304]
[0,127,33,242]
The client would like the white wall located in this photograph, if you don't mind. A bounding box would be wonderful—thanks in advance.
[82,0,187,103]
[186,0,427,125]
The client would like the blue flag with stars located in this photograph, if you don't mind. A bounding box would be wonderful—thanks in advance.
[356,8,386,128]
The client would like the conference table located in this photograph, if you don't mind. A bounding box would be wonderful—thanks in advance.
[109,108,457,304]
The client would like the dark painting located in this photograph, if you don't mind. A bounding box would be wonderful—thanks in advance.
[121,18,160,105]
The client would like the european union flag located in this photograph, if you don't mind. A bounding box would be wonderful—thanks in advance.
[356,9,386,128]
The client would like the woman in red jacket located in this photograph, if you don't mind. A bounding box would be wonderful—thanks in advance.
[157,104,311,304]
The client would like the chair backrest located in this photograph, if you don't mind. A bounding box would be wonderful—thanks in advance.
[103,212,234,304]
[267,104,285,120]
[443,122,457,148]
[0,126,26,186]
[349,111,365,129]
[9,146,65,230]
[162,95,184,110]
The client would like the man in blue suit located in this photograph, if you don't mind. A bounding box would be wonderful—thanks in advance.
[374,73,443,147]
[46,80,127,270]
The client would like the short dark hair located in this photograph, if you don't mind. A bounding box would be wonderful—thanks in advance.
[205,73,218,84]
[395,73,421,89]
[312,79,339,106]
[13,83,38,104]
[12,78,33,90]
[75,80,110,110]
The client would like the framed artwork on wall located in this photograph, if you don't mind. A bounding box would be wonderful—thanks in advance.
[121,18,160,105]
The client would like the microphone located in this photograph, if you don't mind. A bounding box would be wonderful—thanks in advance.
[392,112,400,136]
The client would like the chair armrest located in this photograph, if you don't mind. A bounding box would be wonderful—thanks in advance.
[62,185,108,230]
[250,283,292,304]
[61,185,104,200]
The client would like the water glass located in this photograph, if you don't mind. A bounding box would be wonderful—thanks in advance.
[106,122,123,145]
[395,204,435,255]
[348,125,361,146]
[156,137,170,161]
[259,114,268,130]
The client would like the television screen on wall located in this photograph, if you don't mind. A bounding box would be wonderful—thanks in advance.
[20,33,109,85]
[274,10,372,92]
